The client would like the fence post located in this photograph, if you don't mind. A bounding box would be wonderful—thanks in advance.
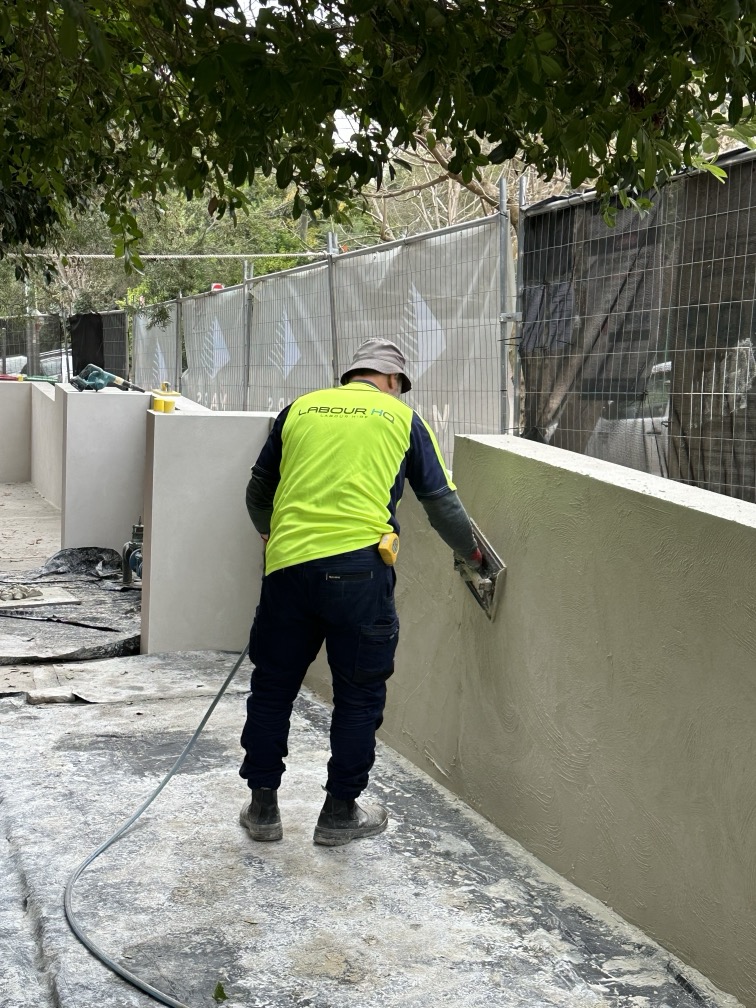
[243,279,253,412]
[512,174,529,435]
[59,307,71,382]
[499,178,511,434]
[175,294,184,393]
[326,231,341,386]
[1,326,6,376]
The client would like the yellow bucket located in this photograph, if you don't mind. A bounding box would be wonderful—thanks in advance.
[152,395,176,413]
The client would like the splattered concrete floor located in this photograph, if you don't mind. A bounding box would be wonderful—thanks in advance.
[0,652,742,1008]
[0,483,743,1008]
[0,484,60,574]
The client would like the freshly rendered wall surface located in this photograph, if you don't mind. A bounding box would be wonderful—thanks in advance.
[31,383,63,508]
[305,435,756,1006]
[60,384,153,551]
[0,381,32,483]
[141,411,273,653]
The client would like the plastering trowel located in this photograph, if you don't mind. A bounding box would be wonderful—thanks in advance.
[454,518,505,620]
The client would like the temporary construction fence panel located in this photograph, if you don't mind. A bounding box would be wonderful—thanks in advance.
[520,191,674,474]
[100,311,129,380]
[246,261,334,414]
[519,151,756,502]
[0,313,66,378]
[666,163,756,499]
[132,305,178,392]
[130,217,507,468]
[182,286,248,410]
[69,311,129,379]
[333,220,501,463]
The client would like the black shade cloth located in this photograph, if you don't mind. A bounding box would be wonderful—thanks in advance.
[69,314,104,374]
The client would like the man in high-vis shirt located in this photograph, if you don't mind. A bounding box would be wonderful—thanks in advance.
[239,339,482,846]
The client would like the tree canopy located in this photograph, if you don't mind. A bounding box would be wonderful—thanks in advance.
[2,0,755,261]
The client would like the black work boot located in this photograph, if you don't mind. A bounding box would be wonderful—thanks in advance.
[239,788,283,842]
[313,792,388,847]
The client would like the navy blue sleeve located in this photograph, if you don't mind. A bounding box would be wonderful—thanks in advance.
[405,412,456,500]
[252,404,291,482]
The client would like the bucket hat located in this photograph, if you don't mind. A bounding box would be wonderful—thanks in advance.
[340,339,412,393]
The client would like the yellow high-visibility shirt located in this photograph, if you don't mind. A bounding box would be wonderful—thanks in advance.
[253,380,455,574]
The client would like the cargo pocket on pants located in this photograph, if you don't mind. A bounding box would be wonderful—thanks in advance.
[248,606,260,666]
[354,617,399,684]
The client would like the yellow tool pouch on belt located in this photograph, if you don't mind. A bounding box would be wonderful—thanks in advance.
[378,533,400,565]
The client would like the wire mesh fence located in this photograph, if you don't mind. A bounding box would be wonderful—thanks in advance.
[519,150,756,502]
[128,150,756,503]
[132,216,510,466]
[0,313,67,378]
[1,309,129,382]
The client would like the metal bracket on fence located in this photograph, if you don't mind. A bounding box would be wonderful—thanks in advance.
[499,312,522,323]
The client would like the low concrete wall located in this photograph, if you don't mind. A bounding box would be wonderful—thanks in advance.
[60,384,153,551]
[141,411,273,653]
[31,383,63,508]
[0,381,32,483]
[313,435,753,1006]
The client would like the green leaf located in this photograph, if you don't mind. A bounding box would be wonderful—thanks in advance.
[728,93,743,125]
[275,155,293,189]
[616,117,635,157]
[352,17,373,47]
[60,14,78,59]
[212,981,228,1003]
[87,22,111,70]
[601,203,618,228]
[569,148,591,188]
[472,66,497,96]
[539,55,562,79]
[230,149,248,186]
[642,143,657,190]
[693,159,728,182]
[669,56,691,90]
[535,31,557,52]
[488,137,518,164]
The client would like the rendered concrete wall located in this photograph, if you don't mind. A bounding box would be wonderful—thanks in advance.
[0,381,31,483]
[31,383,63,508]
[141,411,273,653]
[304,435,756,1005]
[59,384,153,551]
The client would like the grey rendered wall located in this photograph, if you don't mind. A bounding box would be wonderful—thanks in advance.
[0,381,31,482]
[305,435,756,1006]
[31,383,63,508]
[141,411,272,653]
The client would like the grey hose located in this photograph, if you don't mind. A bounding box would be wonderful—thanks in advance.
[64,647,249,1008]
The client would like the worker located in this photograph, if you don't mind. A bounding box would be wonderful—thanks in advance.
[239,339,482,846]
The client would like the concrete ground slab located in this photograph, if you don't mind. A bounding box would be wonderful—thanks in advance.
[0,484,60,573]
[0,653,741,1008]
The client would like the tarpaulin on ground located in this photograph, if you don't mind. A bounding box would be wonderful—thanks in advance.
[0,548,140,665]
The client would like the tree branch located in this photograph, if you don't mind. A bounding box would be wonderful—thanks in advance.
[368,173,450,198]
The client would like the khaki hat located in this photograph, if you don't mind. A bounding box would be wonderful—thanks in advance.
[340,339,413,393]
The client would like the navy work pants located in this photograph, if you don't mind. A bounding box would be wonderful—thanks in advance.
[239,547,399,801]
